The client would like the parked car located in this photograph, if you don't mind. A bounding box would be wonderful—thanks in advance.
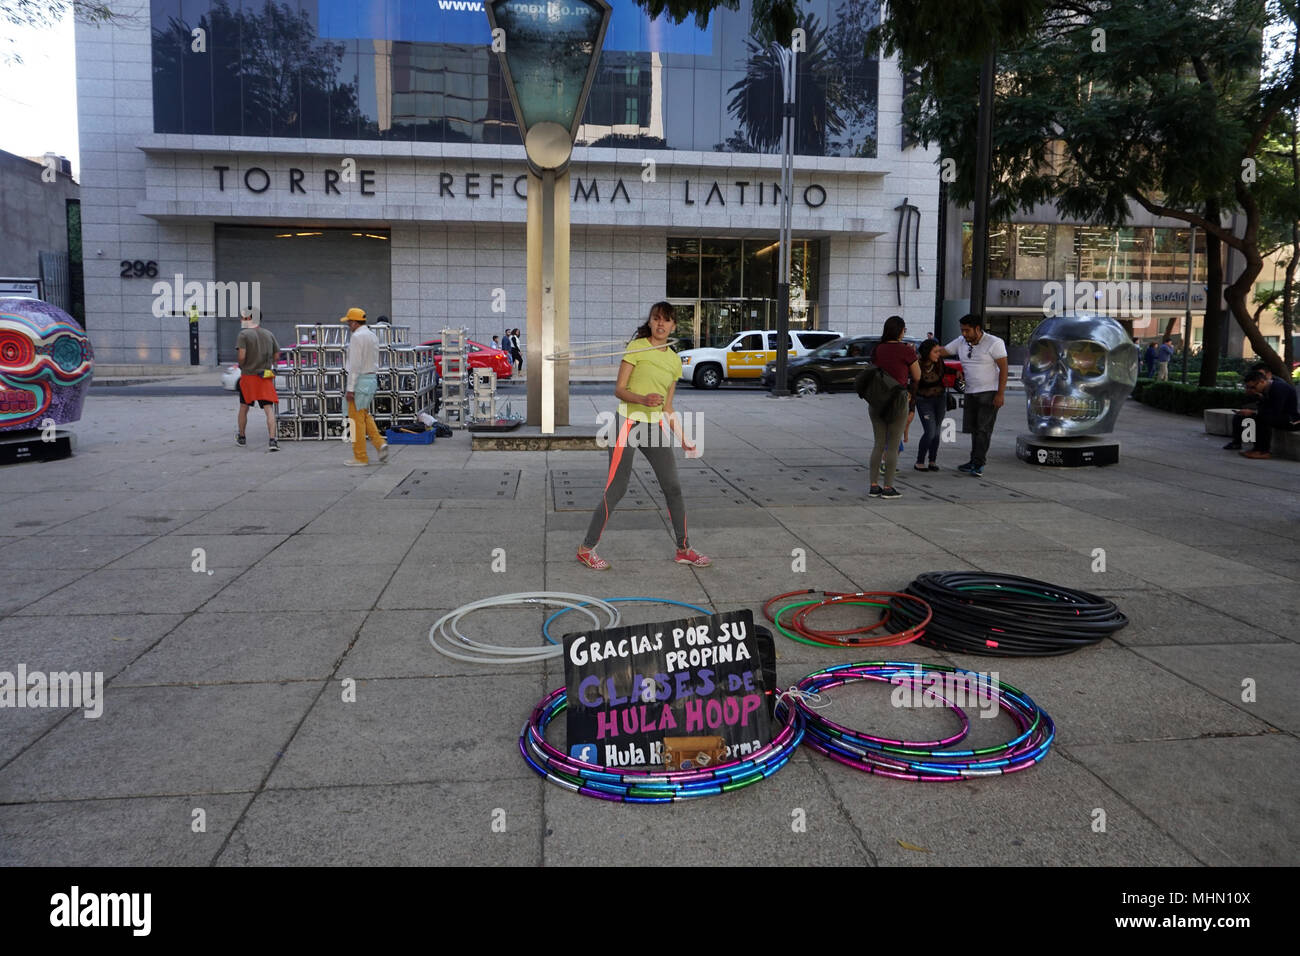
[678,329,843,388]
[421,338,514,380]
[762,336,963,395]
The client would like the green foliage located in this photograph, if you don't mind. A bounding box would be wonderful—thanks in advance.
[1133,380,1248,414]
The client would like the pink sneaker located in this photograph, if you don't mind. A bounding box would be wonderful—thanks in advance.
[674,547,712,567]
[576,548,610,571]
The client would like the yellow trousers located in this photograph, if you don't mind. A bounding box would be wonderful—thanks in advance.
[347,397,386,462]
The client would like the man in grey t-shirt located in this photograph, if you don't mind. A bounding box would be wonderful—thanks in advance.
[941,313,1008,477]
[235,308,280,451]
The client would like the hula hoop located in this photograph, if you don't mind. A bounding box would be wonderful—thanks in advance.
[520,684,804,802]
[544,338,683,362]
[429,592,621,665]
[783,661,1055,781]
[541,596,713,645]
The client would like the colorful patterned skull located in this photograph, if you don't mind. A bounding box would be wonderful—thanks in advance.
[0,298,94,432]
[1023,313,1138,437]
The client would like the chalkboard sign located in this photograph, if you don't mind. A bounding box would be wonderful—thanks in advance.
[562,609,776,769]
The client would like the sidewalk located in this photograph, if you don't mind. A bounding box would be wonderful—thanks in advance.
[0,384,1295,866]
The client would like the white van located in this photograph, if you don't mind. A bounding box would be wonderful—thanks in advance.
[678,329,843,388]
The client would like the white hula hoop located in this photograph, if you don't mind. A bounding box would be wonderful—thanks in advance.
[428,591,621,665]
[544,338,682,362]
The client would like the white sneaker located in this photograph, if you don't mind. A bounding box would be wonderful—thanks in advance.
[378,443,389,463]
[344,459,369,467]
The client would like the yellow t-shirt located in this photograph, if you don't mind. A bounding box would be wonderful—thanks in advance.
[617,338,682,423]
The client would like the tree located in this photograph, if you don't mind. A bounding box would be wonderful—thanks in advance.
[873,0,1297,378]
[2,1,133,64]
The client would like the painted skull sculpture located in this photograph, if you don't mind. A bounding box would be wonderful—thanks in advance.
[1023,313,1138,437]
[0,297,94,433]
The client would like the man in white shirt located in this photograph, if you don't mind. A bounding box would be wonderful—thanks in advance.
[942,314,1008,477]
[341,307,388,467]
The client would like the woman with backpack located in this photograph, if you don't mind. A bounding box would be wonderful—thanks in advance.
[866,315,920,500]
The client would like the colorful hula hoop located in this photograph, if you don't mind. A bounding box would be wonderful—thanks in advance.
[763,589,931,647]
[781,661,1055,781]
[520,686,805,802]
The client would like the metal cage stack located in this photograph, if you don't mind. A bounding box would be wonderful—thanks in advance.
[440,328,470,428]
[274,323,437,441]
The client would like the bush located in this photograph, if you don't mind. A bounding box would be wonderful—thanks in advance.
[1132,381,1246,415]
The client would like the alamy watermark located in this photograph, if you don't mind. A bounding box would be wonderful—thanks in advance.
[151,273,260,319]
[0,665,103,718]
[1042,274,1154,321]
[889,667,999,720]
[595,410,705,455]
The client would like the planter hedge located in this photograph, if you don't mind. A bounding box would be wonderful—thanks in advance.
[1132,380,1247,414]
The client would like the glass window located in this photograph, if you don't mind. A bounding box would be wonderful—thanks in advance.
[734,333,764,350]
[743,238,778,299]
[149,0,879,154]
[701,238,742,298]
[1015,224,1048,280]
[667,238,700,298]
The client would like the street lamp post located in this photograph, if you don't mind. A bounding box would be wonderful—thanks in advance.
[771,43,798,398]
[485,0,612,434]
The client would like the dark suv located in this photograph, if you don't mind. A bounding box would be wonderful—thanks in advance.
[762,336,962,395]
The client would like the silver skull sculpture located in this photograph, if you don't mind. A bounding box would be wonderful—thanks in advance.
[1023,313,1138,437]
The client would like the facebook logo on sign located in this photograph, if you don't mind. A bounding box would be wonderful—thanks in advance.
[570,744,598,764]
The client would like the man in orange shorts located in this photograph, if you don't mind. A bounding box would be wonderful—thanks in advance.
[236,307,280,451]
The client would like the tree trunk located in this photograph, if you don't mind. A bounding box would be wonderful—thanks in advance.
[1198,199,1223,386]
[1225,252,1287,376]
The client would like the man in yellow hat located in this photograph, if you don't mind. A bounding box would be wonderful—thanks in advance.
[341,307,388,466]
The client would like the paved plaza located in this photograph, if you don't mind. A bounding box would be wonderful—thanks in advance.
[0,377,1296,866]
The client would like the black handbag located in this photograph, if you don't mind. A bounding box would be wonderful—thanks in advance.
[946,393,957,411]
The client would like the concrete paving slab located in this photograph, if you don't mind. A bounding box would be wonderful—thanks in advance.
[216,780,542,866]
[1108,591,1287,646]
[379,560,545,609]
[259,528,419,566]
[351,608,553,679]
[116,611,367,685]
[687,554,862,606]
[1165,585,1299,639]
[15,566,243,616]
[0,612,185,678]
[266,675,545,789]
[0,793,251,866]
[1087,544,1296,590]
[942,643,1270,746]
[0,534,152,569]
[959,551,1154,591]
[208,564,398,612]
[104,532,289,570]
[543,558,715,606]
[819,746,1200,866]
[1067,735,1299,865]
[1133,642,1300,734]
[0,708,74,766]
[58,508,224,536]
[1,568,96,615]
[541,750,874,866]
[0,682,322,801]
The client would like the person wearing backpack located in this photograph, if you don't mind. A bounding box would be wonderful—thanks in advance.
[864,315,920,500]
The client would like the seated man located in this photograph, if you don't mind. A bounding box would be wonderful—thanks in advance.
[1225,370,1300,459]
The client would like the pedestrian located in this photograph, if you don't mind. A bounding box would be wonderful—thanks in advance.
[1154,336,1175,380]
[1224,370,1300,460]
[1143,341,1157,378]
[577,301,710,570]
[510,328,524,373]
[913,338,955,471]
[491,335,501,350]
[942,313,1008,477]
[340,306,388,467]
[235,307,280,452]
[867,315,919,499]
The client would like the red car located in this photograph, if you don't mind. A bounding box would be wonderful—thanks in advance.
[422,339,514,380]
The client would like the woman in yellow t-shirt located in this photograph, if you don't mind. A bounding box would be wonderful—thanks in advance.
[578,301,711,570]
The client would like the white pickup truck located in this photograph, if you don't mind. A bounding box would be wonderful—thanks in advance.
[678,329,843,388]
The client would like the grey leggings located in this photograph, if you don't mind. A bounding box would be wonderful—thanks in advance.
[868,401,909,487]
[583,416,689,549]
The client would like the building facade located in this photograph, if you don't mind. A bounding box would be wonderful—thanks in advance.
[0,149,81,317]
[76,0,940,369]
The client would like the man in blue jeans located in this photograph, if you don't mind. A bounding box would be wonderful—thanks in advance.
[942,314,1008,477]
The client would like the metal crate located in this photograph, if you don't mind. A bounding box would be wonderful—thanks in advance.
[322,347,346,370]
[320,371,345,393]
[375,371,394,391]
[395,371,418,392]
[372,394,394,416]
[297,371,320,393]
[299,417,323,440]
[300,395,322,416]
[275,418,300,441]
[323,417,348,440]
